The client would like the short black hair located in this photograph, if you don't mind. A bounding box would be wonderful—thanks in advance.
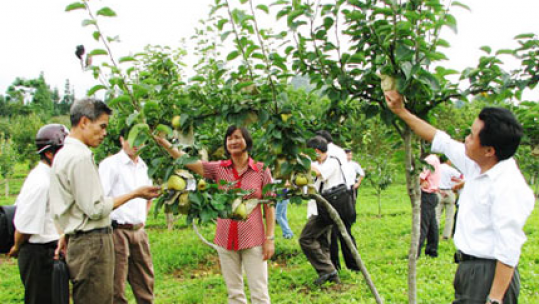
[315,130,333,143]
[224,125,253,156]
[70,98,112,127]
[344,148,352,154]
[307,136,328,153]
[478,107,523,161]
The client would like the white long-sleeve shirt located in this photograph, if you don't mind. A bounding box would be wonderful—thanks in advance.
[432,131,535,267]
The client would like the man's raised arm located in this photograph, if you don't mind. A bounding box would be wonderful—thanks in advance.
[384,90,437,142]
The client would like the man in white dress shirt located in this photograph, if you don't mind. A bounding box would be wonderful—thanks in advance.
[385,90,535,304]
[99,131,155,304]
[8,124,68,304]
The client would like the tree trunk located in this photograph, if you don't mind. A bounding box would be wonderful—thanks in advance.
[165,212,175,231]
[403,127,421,304]
[310,193,383,304]
[377,191,382,217]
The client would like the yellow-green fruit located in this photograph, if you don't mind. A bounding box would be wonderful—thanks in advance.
[295,174,308,186]
[160,183,167,193]
[167,175,186,191]
[171,115,181,129]
[178,193,190,214]
[198,179,208,191]
[179,193,189,206]
[280,113,291,123]
[235,203,248,219]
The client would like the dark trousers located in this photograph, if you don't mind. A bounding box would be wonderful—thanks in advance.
[453,259,520,304]
[18,241,58,304]
[67,229,115,304]
[329,207,359,271]
[419,191,439,257]
[299,215,336,276]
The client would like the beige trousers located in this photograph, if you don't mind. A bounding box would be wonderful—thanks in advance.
[436,189,456,239]
[112,228,154,304]
[67,231,114,304]
[217,245,270,304]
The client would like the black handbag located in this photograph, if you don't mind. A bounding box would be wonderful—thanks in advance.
[52,257,70,304]
[0,205,16,254]
[317,157,355,223]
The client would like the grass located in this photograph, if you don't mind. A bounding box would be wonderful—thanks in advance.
[1,165,538,303]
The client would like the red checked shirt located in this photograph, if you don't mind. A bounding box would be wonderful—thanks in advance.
[202,158,274,251]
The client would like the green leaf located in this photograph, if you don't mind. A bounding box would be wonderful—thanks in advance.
[479,46,492,54]
[451,1,471,11]
[87,84,106,96]
[190,76,205,82]
[89,49,108,56]
[256,4,269,14]
[82,19,97,27]
[155,124,173,136]
[287,10,303,26]
[496,49,515,56]
[217,19,228,31]
[96,7,117,17]
[119,56,136,63]
[444,14,457,34]
[108,95,130,107]
[220,31,233,41]
[323,17,334,30]
[127,123,150,148]
[65,2,85,11]
[92,31,101,41]
[514,33,535,40]
[348,53,365,64]
[227,50,241,61]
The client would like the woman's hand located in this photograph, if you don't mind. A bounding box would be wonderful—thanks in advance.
[262,238,275,260]
[153,135,172,149]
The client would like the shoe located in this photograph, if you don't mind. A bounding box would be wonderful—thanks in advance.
[314,270,340,285]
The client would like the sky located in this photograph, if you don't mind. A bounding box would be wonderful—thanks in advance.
[0,0,537,101]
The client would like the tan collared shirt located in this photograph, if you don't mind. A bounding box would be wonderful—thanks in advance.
[50,136,114,235]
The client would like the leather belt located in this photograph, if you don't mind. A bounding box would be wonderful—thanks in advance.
[454,250,494,264]
[113,222,143,230]
[72,226,112,236]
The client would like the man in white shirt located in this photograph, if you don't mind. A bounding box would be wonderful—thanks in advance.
[8,124,68,304]
[385,90,535,304]
[300,136,350,286]
[307,130,348,218]
[435,155,462,240]
[343,149,365,201]
[99,131,154,304]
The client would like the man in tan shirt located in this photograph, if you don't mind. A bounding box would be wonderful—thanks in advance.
[50,98,160,304]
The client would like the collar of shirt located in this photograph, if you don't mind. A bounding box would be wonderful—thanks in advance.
[219,157,259,172]
[65,136,91,153]
[118,149,146,169]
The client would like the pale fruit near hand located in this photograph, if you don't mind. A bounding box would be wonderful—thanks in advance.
[179,193,189,206]
[295,174,309,186]
[168,175,186,191]
[198,179,208,191]
[379,74,396,92]
[171,115,181,129]
[234,203,248,219]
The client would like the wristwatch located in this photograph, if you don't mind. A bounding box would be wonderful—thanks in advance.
[486,296,501,304]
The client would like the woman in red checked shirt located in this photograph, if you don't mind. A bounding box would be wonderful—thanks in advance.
[155,126,275,304]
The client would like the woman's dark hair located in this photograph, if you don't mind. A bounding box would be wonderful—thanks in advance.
[224,125,253,156]
[478,107,523,161]
[307,136,328,153]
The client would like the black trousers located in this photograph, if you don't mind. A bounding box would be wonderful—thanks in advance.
[329,210,359,271]
[299,215,336,276]
[453,259,520,304]
[18,241,58,304]
[419,191,439,257]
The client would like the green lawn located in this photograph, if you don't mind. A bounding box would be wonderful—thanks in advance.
[1,165,538,303]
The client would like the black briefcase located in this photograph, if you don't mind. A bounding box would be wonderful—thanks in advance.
[52,257,70,304]
[0,205,16,254]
